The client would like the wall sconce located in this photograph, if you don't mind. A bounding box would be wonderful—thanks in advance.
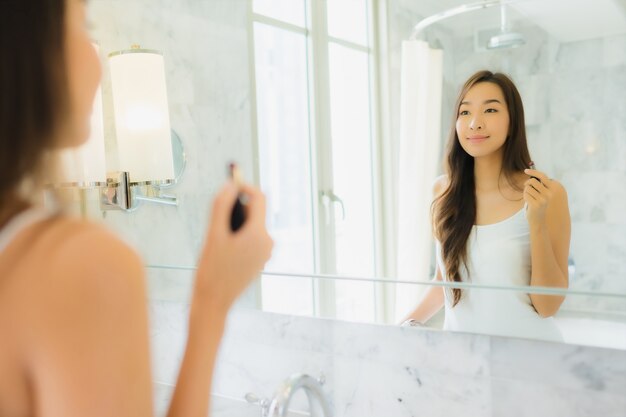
[101,44,178,211]
[57,44,185,212]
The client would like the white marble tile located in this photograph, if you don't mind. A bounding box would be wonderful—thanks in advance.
[332,359,490,417]
[329,318,490,378]
[491,378,626,417]
[149,299,626,417]
[562,172,626,226]
[517,74,550,126]
[332,358,491,417]
[603,34,626,68]
[213,309,493,416]
[560,280,626,317]
[555,38,604,72]
[149,301,189,384]
[490,337,626,395]
[569,223,626,278]
[146,267,195,303]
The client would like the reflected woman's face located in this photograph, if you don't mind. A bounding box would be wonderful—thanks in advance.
[455,82,510,159]
[60,0,102,148]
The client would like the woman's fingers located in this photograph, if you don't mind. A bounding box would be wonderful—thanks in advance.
[239,183,267,226]
[525,186,538,200]
[235,184,274,260]
[208,181,269,238]
[524,169,550,187]
[525,177,548,193]
[209,181,239,235]
[524,182,549,205]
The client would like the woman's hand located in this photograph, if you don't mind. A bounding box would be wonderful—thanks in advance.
[523,168,553,228]
[194,181,274,313]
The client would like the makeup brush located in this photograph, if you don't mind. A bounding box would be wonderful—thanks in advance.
[229,162,246,232]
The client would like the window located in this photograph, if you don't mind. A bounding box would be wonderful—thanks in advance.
[251,0,385,322]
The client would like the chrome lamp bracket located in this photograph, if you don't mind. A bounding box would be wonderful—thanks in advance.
[100,171,178,211]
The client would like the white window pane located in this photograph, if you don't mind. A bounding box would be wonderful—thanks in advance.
[253,0,306,28]
[261,275,315,316]
[334,280,376,322]
[253,23,316,312]
[328,42,376,279]
[327,0,369,46]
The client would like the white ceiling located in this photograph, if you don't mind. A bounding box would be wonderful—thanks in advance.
[408,0,626,43]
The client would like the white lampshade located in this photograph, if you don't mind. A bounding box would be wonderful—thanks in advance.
[58,44,107,185]
[109,47,174,183]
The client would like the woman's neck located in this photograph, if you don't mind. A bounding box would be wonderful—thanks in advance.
[473,152,506,192]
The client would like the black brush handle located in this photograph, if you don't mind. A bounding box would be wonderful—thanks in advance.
[230,196,246,232]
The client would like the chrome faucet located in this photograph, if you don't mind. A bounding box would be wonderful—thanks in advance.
[568,256,576,280]
[246,373,332,417]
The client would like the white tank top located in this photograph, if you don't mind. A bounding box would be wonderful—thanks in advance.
[0,208,52,253]
[435,205,563,342]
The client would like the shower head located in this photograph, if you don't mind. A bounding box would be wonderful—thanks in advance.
[487,31,526,49]
[486,2,526,50]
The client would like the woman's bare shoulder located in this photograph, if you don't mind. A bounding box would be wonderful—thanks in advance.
[23,217,145,310]
[25,217,140,269]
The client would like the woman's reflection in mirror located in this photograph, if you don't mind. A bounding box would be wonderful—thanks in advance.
[404,70,571,341]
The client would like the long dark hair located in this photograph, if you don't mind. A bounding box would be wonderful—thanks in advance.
[0,0,69,216]
[433,70,532,306]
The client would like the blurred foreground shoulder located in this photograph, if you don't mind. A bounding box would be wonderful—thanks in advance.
[25,217,154,417]
[36,217,146,312]
[49,218,143,277]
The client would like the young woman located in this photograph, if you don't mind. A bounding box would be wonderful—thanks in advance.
[0,1,273,416]
[404,70,571,341]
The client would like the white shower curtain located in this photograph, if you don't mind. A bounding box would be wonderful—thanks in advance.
[395,40,443,322]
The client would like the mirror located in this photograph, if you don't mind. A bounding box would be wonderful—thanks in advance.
[160,130,187,187]
[246,0,626,344]
[86,0,626,350]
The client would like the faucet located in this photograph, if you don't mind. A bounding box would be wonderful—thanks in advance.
[568,256,576,280]
[246,373,332,417]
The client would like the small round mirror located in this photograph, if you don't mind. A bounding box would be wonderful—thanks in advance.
[160,129,186,188]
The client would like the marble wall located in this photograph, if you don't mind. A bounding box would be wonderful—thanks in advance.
[150,300,626,417]
[387,1,626,309]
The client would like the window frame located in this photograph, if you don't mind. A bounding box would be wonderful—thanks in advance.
[247,0,395,323]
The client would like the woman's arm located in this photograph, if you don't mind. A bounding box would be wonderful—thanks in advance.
[166,183,272,417]
[524,169,572,317]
